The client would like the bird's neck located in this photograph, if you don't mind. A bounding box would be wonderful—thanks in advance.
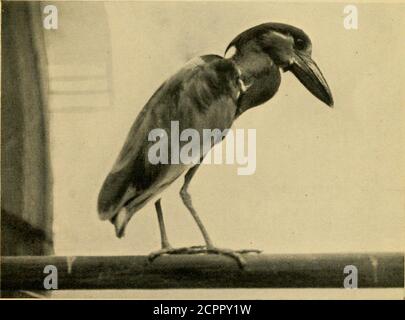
[229,45,281,116]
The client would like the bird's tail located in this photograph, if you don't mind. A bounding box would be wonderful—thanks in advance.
[110,207,130,238]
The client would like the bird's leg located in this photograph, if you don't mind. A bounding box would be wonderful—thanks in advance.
[179,164,214,247]
[179,165,261,268]
[149,198,206,261]
[149,165,261,268]
[155,198,171,249]
[148,199,179,260]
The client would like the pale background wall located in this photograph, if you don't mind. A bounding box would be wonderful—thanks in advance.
[48,2,404,258]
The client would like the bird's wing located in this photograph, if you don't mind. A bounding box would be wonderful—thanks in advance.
[98,55,242,221]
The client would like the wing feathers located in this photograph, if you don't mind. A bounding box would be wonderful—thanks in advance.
[97,55,241,226]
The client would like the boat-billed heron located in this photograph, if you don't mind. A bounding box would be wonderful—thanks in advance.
[98,22,333,267]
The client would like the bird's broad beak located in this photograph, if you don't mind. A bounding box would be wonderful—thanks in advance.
[289,53,334,107]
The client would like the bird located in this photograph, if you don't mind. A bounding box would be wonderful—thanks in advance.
[97,22,333,267]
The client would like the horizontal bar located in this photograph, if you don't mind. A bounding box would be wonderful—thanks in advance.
[1,253,403,290]
[49,75,107,81]
[49,90,109,95]
[48,92,110,109]
[49,78,108,92]
[48,64,107,78]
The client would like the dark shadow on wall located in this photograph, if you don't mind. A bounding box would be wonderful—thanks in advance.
[1,2,53,259]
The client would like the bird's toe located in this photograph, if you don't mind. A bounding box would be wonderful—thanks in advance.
[235,248,262,254]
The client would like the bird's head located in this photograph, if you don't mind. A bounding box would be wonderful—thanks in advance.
[226,23,333,107]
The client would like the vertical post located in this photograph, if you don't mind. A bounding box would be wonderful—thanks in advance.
[1,1,53,296]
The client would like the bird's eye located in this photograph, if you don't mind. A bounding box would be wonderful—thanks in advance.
[295,38,306,50]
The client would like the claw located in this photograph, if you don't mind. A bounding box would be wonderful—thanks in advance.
[205,247,246,268]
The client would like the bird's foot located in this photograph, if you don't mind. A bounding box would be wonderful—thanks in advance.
[148,245,261,269]
[234,248,262,254]
[148,245,208,262]
[205,246,262,268]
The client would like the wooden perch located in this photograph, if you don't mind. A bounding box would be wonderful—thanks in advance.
[1,252,403,290]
